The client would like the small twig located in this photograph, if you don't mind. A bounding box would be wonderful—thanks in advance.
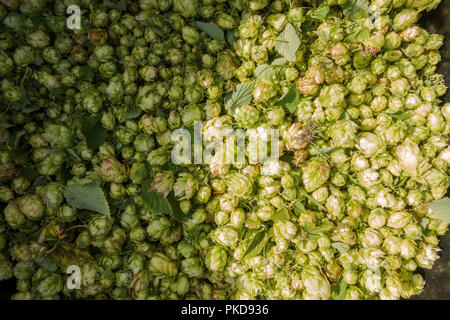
[20,68,30,88]
[0,26,20,46]
[65,225,87,232]
[319,267,331,287]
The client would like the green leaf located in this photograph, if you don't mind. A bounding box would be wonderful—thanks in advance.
[22,104,41,114]
[345,29,369,43]
[277,86,299,114]
[10,130,26,149]
[243,231,268,259]
[21,88,31,105]
[0,118,11,128]
[341,112,351,121]
[59,164,72,185]
[315,146,343,155]
[162,162,187,175]
[76,209,99,223]
[19,167,38,182]
[64,183,110,215]
[254,64,271,78]
[280,154,294,163]
[168,192,191,223]
[312,6,329,19]
[423,228,434,237]
[191,21,224,41]
[141,180,189,222]
[9,144,28,165]
[50,88,64,100]
[343,0,369,21]
[81,115,107,150]
[274,23,301,62]
[298,189,326,211]
[428,197,450,223]
[271,57,288,66]
[31,79,42,89]
[420,0,441,11]
[395,177,408,188]
[344,33,357,42]
[304,223,333,235]
[125,108,141,119]
[31,16,44,27]
[345,29,370,43]
[272,208,290,221]
[226,29,236,46]
[254,58,287,79]
[357,29,370,42]
[79,66,94,81]
[388,111,408,121]
[81,115,100,138]
[141,180,173,215]
[225,81,254,114]
[18,87,31,107]
[103,0,127,10]
[31,176,46,189]
[10,151,28,166]
[331,277,348,300]
[66,148,81,161]
[293,201,306,215]
[152,26,166,38]
[317,30,330,43]
[331,242,350,254]
[34,255,58,272]
[110,196,131,211]
[11,233,29,244]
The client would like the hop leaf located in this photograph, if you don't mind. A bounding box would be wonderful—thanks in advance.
[274,23,301,62]
[142,180,190,222]
[191,21,224,40]
[64,182,110,215]
[225,82,254,114]
[428,197,450,223]
[312,6,330,20]
[277,86,300,114]
[81,115,107,150]
[243,231,268,259]
[343,0,369,21]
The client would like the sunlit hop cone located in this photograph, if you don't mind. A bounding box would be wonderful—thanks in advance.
[150,171,175,197]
